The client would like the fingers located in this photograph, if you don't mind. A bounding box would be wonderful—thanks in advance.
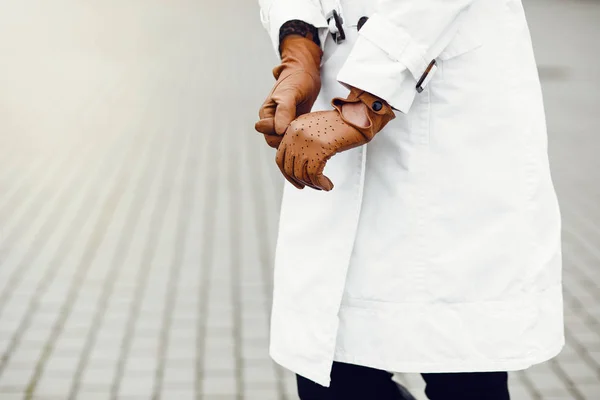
[255,118,275,135]
[276,145,304,189]
[263,134,282,149]
[273,100,297,135]
[256,92,295,136]
[285,153,307,189]
[307,158,334,191]
[294,157,320,191]
[256,97,277,135]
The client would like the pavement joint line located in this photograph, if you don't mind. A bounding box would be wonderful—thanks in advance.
[228,117,245,400]
[66,63,180,400]
[109,102,187,400]
[21,94,167,399]
[196,107,220,400]
[151,59,200,400]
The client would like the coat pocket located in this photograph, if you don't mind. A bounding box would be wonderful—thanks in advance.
[437,6,485,61]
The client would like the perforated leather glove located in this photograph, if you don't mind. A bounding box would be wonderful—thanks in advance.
[255,35,322,149]
[275,87,395,191]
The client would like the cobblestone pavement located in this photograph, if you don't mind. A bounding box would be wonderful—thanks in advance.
[0,0,598,399]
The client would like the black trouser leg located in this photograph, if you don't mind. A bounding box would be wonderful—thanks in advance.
[297,362,403,400]
[297,363,510,400]
[421,371,510,400]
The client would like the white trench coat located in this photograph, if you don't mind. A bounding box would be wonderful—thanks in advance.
[259,0,564,387]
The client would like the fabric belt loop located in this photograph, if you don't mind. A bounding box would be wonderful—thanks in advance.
[323,0,346,44]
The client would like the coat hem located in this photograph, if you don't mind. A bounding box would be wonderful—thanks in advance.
[270,347,332,387]
[333,337,565,374]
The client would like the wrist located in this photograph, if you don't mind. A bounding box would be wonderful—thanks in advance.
[279,20,321,53]
[341,102,369,128]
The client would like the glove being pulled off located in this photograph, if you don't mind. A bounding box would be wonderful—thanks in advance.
[255,36,322,148]
[276,87,396,191]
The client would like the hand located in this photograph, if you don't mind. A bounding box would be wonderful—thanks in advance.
[275,87,395,191]
[255,36,322,149]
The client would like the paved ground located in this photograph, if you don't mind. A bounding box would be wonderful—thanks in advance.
[0,0,598,399]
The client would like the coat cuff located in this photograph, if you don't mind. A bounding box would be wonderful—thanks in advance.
[337,32,418,114]
[260,0,329,56]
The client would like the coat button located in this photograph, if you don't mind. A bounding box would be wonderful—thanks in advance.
[357,16,369,31]
[372,101,383,111]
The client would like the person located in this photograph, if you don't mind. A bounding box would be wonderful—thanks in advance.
[255,0,564,399]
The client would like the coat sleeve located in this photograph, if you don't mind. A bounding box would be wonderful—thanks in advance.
[337,0,478,113]
[258,0,329,55]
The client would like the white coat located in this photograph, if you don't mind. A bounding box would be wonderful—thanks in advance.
[259,0,564,387]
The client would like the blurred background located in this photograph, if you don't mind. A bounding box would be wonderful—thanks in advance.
[0,0,598,399]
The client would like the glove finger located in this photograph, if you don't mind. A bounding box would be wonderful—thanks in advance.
[302,160,321,190]
[274,99,297,135]
[258,97,276,120]
[307,158,334,191]
[286,153,306,189]
[276,145,304,189]
[263,134,282,149]
[294,156,320,190]
[255,118,276,135]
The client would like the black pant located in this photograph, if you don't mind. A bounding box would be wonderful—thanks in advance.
[297,362,510,400]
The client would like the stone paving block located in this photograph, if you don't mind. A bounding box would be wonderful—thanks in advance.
[118,374,156,398]
[202,353,236,373]
[163,363,196,386]
[243,361,278,386]
[577,382,600,399]
[30,396,67,400]
[124,357,159,374]
[159,388,196,400]
[8,347,44,366]
[87,346,121,365]
[200,396,237,400]
[201,373,237,397]
[80,366,117,387]
[44,355,81,375]
[74,392,113,400]
[167,326,197,340]
[0,367,35,388]
[242,345,271,363]
[18,327,52,344]
[130,335,160,351]
[244,388,280,400]
[34,374,74,397]
[0,394,25,400]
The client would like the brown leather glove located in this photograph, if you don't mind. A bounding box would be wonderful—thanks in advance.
[255,35,322,148]
[275,87,395,191]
